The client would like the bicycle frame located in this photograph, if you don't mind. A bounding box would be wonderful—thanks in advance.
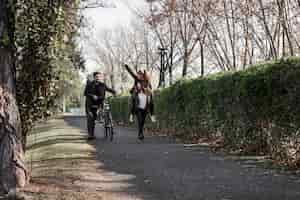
[103,99,113,128]
[95,97,114,141]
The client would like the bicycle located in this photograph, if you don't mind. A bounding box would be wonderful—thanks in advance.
[96,97,114,141]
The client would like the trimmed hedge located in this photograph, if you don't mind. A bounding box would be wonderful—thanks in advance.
[111,57,300,167]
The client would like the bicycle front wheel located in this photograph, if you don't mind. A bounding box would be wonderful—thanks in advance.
[109,127,114,141]
[104,127,108,139]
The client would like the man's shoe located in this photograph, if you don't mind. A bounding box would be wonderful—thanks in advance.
[88,136,95,140]
[129,114,134,122]
[150,115,157,122]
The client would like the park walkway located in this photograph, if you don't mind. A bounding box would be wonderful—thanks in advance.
[21,116,300,200]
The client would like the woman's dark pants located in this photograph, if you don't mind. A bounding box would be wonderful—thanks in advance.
[136,108,147,138]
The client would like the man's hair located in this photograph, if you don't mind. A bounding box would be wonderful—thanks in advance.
[93,72,102,77]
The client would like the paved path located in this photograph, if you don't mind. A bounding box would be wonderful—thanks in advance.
[64,116,300,200]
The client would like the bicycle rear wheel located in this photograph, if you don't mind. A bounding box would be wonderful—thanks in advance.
[104,113,114,141]
[104,126,113,141]
[104,127,108,139]
[108,113,114,141]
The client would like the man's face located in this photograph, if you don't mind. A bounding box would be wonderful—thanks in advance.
[95,73,104,82]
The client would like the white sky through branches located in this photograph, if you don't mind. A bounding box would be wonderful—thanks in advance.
[81,0,147,75]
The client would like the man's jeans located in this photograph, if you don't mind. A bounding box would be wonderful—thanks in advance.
[86,106,98,137]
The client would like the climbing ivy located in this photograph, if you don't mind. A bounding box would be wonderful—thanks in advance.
[14,0,84,146]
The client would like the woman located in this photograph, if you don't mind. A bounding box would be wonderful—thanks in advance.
[135,82,149,140]
[124,64,156,123]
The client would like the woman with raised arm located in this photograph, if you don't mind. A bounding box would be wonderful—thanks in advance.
[123,64,156,139]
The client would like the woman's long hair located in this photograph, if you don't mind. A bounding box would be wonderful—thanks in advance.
[136,70,152,94]
[143,70,152,96]
[143,70,151,85]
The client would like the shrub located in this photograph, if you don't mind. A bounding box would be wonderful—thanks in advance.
[111,57,300,167]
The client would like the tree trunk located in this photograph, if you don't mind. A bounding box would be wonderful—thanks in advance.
[258,0,277,59]
[168,19,174,86]
[224,0,236,69]
[200,41,204,77]
[182,47,189,77]
[110,61,115,91]
[168,54,173,86]
[0,0,28,195]
[282,0,294,56]
[158,53,166,88]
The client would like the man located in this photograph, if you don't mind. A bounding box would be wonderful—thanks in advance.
[84,72,116,140]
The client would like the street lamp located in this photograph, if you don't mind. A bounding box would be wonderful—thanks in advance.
[158,47,168,88]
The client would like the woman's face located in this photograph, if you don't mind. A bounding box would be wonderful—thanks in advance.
[137,72,144,80]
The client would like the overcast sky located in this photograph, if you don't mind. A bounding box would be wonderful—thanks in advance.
[81,0,147,74]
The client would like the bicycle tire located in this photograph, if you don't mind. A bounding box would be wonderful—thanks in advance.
[109,126,114,141]
[104,127,108,139]
[106,112,114,141]
[108,114,113,141]
[103,112,113,141]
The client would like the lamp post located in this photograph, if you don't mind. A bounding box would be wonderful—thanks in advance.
[158,47,168,88]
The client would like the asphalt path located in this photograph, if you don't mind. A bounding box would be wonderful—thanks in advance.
[64,116,300,200]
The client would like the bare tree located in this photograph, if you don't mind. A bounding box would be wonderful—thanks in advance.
[146,0,179,86]
[88,0,300,84]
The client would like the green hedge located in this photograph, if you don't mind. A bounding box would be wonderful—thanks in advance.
[111,57,300,166]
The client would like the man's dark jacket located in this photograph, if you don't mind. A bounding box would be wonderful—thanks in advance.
[84,80,115,107]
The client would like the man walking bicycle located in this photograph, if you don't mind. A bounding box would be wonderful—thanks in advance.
[84,72,116,140]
